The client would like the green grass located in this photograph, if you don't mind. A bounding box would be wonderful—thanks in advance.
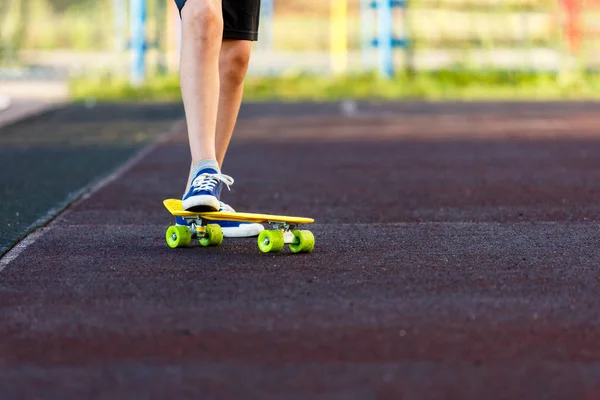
[70,69,600,103]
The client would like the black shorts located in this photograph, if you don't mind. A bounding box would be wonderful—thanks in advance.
[174,0,261,41]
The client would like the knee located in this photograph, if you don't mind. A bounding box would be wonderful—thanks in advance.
[220,41,252,86]
[181,0,223,41]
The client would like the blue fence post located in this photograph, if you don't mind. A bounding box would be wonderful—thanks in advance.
[377,0,394,78]
[130,0,147,86]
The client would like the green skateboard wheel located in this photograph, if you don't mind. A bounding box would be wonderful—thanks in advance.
[166,225,192,248]
[258,230,285,253]
[199,224,223,247]
[289,230,315,253]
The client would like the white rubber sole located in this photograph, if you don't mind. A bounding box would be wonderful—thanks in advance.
[182,194,219,211]
[222,223,264,238]
[175,221,264,238]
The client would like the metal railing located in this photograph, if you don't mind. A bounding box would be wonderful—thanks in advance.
[1,0,598,82]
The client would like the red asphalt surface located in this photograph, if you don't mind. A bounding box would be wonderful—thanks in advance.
[2,102,600,399]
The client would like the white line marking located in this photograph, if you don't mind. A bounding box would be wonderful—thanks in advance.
[0,229,46,273]
[0,123,180,273]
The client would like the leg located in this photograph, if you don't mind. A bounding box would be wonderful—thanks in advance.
[178,0,230,211]
[179,0,223,166]
[182,39,252,194]
[207,39,263,238]
[174,0,263,237]
[215,39,252,167]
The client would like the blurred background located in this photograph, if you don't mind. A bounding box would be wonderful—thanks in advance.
[1,0,600,101]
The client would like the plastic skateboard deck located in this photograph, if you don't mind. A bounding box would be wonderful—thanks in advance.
[163,199,314,225]
[163,199,315,254]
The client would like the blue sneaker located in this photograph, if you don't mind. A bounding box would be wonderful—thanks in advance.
[182,168,234,212]
[216,201,264,238]
[175,201,264,238]
[177,168,264,238]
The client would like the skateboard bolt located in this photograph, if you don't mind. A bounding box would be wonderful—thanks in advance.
[171,234,178,241]
[263,238,270,245]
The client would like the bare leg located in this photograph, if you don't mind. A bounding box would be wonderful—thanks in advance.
[184,39,252,193]
[215,39,252,167]
[179,0,223,169]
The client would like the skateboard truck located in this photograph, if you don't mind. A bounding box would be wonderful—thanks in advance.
[268,221,297,231]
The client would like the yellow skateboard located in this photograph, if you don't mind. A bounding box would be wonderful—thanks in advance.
[163,199,315,254]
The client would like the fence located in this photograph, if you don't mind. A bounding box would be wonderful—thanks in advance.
[1,0,599,82]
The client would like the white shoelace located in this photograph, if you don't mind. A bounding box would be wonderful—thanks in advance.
[191,173,234,193]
